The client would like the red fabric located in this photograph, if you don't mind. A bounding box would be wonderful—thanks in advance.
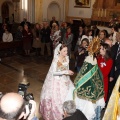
[66,32,71,39]
[22,29,33,50]
[97,56,113,102]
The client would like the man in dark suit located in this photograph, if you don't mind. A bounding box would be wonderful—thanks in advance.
[114,41,120,80]
[62,100,87,120]
[50,16,59,28]
[20,18,31,28]
[92,24,100,37]
[106,33,120,106]
[110,33,120,87]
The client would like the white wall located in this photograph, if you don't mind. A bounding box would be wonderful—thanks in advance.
[27,0,35,23]
[68,0,95,18]
[42,0,64,22]
[47,3,60,21]
[19,0,35,23]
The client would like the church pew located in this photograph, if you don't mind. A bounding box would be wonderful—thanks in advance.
[0,40,23,50]
[0,41,23,57]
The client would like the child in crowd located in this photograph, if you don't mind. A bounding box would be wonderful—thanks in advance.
[74,38,89,72]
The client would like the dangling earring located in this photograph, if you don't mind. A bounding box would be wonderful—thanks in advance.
[58,51,60,55]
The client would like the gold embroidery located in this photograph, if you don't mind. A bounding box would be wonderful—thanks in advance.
[57,61,62,67]
[57,61,68,71]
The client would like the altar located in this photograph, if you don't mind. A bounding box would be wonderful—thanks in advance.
[97,26,120,33]
[97,26,111,33]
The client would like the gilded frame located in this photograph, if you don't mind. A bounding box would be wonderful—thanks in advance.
[74,0,91,8]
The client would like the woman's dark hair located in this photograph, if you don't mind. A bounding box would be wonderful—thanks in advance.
[99,30,106,38]
[86,29,92,36]
[103,29,109,38]
[60,44,67,51]
[34,23,39,29]
[100,43,112,60]
[112,25,118,32]
[81,38,89,46]
[5,26,10,32]
[66,26,71,31]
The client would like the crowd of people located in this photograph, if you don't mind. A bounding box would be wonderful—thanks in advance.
[0,16,120,120]
[39,17,120,120]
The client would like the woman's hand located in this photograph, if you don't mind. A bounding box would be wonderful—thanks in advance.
[36,38,39,40]
[68,70,74,75]
[79,50,84,55]
[109,77,114,82]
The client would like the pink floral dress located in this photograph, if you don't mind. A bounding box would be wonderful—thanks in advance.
[40,56,73,120]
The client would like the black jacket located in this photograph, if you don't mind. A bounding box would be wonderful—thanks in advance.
[63,109,88,120]
[109,42,119,79]
[115,43,120,79]
[41,27,51,43]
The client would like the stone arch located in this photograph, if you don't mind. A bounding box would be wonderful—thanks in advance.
[1,1,14,23]
[47,1,61,22]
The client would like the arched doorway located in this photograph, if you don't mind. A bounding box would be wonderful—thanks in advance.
[47,1,61,22]
[1,1,14,23]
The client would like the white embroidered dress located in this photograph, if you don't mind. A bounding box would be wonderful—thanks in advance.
[40,47,73,120]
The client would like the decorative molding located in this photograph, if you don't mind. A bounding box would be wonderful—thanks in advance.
[74,0,91,8]
[12,0,20,2]
[66,16,91,25]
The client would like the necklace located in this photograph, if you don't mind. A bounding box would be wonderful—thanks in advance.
[59,56,66,63]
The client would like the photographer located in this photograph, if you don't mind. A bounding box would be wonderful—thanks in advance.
[0,92,38,120]
[63,100,87,120]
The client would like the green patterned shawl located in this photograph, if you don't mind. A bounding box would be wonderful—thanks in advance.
[74,61,104,103]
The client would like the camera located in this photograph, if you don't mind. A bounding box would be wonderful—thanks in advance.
[0,92,3,99]
[18,80,34,111]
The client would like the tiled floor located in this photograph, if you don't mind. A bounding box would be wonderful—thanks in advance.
[0,53,105,120]
[0,55,49,119]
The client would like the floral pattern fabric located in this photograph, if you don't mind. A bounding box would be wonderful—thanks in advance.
[40,56,73,120]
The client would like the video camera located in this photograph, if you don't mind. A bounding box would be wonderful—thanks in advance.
[18,79,34,111]
[0,92,3,99]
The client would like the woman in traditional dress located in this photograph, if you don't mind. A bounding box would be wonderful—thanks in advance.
[40,44,74,120]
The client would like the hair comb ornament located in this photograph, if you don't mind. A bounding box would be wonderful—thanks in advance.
[87,37,100,55]
[54,43,62,58]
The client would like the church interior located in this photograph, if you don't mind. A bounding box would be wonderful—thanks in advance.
[0,0,120,120]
